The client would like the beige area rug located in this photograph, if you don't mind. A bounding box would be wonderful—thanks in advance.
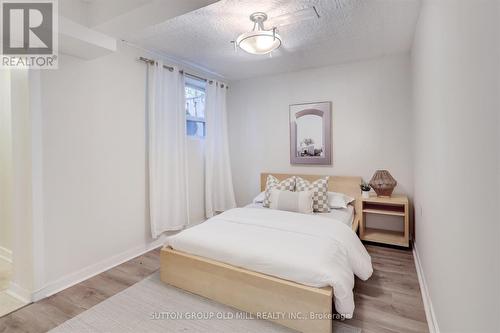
[49,272,361,333]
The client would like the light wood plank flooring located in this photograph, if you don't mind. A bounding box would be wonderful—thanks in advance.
[352,245,429,333]
[0,245,428,333]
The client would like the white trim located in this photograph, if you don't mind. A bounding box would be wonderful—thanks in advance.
[31,237,166,302]
[7,282,31,303]
[413,242,440,333]
[29,69,45,293]
[0,246,12,263]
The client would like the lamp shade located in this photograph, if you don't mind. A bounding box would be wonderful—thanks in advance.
[369,170,397,197]
[236,30,282,55]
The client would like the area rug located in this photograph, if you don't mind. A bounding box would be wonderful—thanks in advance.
[49,272,361,333]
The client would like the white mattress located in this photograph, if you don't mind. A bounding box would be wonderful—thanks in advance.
[245,202,355,227]
[167,208,373,317]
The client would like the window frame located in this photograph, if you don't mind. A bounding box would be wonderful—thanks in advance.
[185,78,206,138]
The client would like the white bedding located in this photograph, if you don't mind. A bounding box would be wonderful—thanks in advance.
[245,202,355,227]
[167,207,373,317]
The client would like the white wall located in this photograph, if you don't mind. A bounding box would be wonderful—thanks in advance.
[59,0,89,26]
[227,54,413,207]
[0,70,13,259]
[9,69,36,299]
[412,1,500,332]
[0,69,41,300]
[39,42,206,288]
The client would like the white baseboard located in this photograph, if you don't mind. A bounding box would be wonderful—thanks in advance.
[32,236,166,302]
[0,246,12,263]
[413,243,440,333]
[7,282,31,303]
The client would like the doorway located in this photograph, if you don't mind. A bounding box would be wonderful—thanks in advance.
[0,69,29,316]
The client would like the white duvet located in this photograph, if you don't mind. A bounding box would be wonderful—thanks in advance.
[166,207,373,317]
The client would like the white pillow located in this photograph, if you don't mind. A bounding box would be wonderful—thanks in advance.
[252,191,266,204]
[269,189,313,214]
[328,192,355,209]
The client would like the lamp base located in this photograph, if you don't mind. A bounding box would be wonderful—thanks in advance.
[372,188,395,197]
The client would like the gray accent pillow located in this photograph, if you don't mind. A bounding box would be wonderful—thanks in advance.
[263,175,296,208]
[295,176,330,213]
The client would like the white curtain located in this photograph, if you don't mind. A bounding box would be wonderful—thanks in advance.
[147,61,189,238]
[205,81,236,218]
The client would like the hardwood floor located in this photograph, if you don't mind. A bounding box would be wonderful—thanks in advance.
[0,249,161,333]
[352,245,429,333]
[0,245,428,333]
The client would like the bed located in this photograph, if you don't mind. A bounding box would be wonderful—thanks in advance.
[245,202,355,228]
[160,173,372,333]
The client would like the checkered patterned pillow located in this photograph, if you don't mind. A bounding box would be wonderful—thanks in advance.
[263,175,296,208]
[295,177,330,212]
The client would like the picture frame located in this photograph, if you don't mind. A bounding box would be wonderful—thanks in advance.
[289,101,332,165]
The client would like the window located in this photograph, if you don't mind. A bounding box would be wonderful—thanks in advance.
[185,77,206,137]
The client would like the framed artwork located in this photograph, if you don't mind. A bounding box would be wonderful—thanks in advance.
[289,101,332,165]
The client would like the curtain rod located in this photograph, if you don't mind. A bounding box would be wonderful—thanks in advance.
[138,56,229,89]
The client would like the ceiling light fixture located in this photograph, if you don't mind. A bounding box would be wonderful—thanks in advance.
[233,12,281,55]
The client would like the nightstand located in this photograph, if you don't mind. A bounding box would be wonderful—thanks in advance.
[359,194,410,247]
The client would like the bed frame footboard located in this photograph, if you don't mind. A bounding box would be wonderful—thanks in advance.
[160,247,333,333]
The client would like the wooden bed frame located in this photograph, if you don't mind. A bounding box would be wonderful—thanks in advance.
[161,173,362,333]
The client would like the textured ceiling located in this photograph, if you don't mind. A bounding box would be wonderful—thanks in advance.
[130,0,421,80]
[60,0,219,39]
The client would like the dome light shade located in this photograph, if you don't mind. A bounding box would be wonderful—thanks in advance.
[236,30,282,55]
[234,12,282,55]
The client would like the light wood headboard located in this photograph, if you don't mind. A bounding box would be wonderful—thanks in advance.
[260,173,363,232]
[260,173,362,200]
